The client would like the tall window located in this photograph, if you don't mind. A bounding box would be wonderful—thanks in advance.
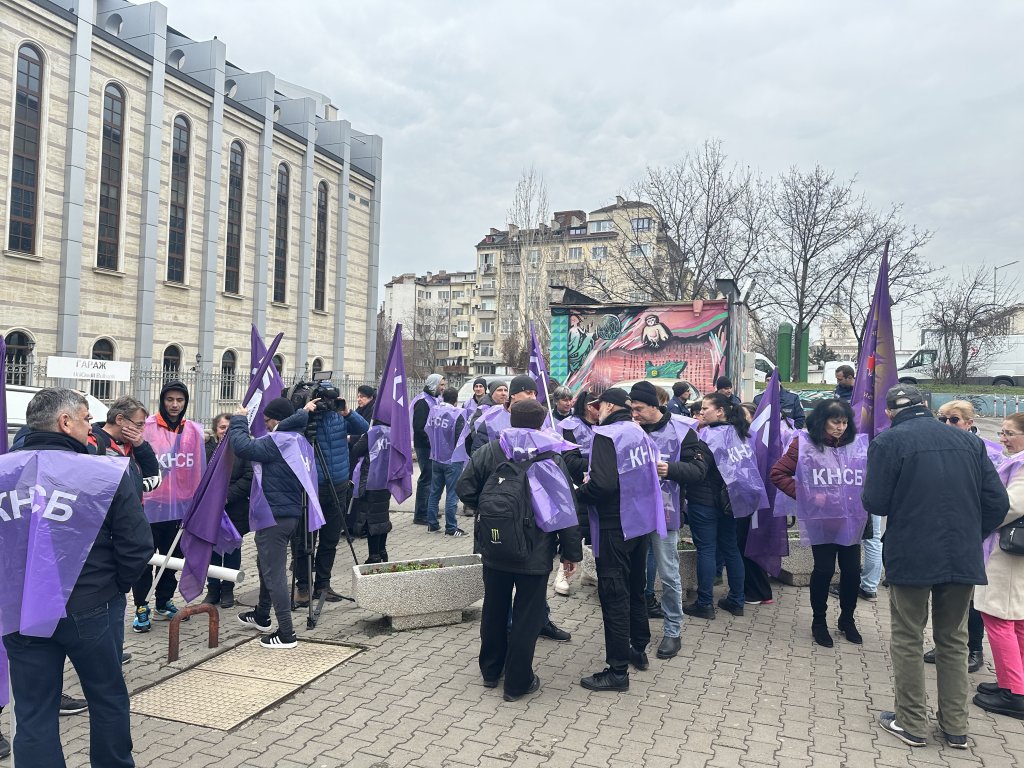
[220,350,236,400]
[273,163,289,303]
[9,45,43,253]
[4,331,33,385]
[167,115,190,282]
[91,339,114,400]
[97,84,125,269]
[314,182,328,311]
[224,141,244,293]
[162,345,181,373]
[272,354,284,379]
[311,358,323,377]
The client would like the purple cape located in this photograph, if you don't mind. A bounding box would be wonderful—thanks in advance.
[559,416,595,457]
[354,424,393,497]
[142,419,206,523]
[426,403,461,464]
[249,432,325,532]
[498,429,579,532]
[700,425,769,519]
[451,403,489,463]
[647,417,693,530]
[0,452,129,639]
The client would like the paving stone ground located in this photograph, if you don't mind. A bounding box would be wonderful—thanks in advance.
[12,458,1024,767]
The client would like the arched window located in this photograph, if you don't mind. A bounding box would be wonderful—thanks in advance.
[273,163,289,303]
[167,115,190,282]
[314,181,328,311]
[4,330,34,385]
[311,357,324,377]
[162,344,182,373]
[224,141,244,294]
[97,84,125,269]
[272,354,284,379]
[91,338,115,400]
[9,45,44,254]
[220,350,236,400]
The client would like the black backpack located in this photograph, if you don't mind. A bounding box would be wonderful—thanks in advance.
[474,444,557,565]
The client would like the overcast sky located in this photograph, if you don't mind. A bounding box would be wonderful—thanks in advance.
[169,0,1023,335]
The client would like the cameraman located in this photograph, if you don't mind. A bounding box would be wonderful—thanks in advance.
[292,389,368,606]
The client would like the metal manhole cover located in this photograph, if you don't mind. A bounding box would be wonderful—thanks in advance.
[130,638,360,730]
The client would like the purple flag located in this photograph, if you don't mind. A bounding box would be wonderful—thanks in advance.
[528,322,551,407]
[0,452,129,638]
[249,431,325,533]
[177,437,243,602]
[745,369,789,575]
[851,242,898,439]
[372,325,414,503]
[0,335,8,455]
[247,327,285,438]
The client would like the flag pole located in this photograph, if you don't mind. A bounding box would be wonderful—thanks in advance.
[530,322,556,431]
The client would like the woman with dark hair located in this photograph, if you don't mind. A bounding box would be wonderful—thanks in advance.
[770,399,868,648]
[683,392,764,620]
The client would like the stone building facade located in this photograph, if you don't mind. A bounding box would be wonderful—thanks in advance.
[0,0,382,419]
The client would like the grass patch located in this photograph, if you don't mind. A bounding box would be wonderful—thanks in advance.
[755,381,1024,396]
[372,562,444,573]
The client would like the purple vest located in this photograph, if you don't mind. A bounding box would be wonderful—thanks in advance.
[0,452,129,639]
[700,425,769,519]
[648,417,693,530]
[982,437,1005,466]
[249,432,325,533]
[410,391,438,430]
[478,405,512,440]
[498,429,579,532]
[142,419,206,523]
[588,420,667,546]
[559,416,595,457]
[426,403,461,464]
[775,433,868,546]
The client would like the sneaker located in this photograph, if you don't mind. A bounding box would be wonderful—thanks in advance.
[858,588,878,602]
[923,648,936,664]
[482,676,501,689]
[427,523,441,533]
[878,711,926,747]
[59,693,88,716]
[717,598,744,617]
[942,731,968,750]
[260,631,298,650]
[580,668,629,692]
[132,604,152,634]
[629,647,649,671]
[745,599,773,605]
[237,610,273,633]
[553,564,571,596]
[503,674,540,702]
[121,652,132,665]
[444,528,467,537]
[153,601,184,621]
[539,621,571,642]
[682,602,715,620]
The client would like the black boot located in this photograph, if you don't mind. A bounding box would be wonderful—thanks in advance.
[220,584,235,609]
[203,583,221,605]
[812,621,834,648]
[968,649,985,673]
[646,593,664,619]
[973,690,1024,719]
[837,616,863,645]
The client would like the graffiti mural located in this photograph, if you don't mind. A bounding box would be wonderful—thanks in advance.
[550,300,730,395]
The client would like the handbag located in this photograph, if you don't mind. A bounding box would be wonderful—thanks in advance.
[999,517,1024,556]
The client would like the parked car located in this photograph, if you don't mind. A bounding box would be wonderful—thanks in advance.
[5,384,108,444]
[455,375,511,404]
[610,378,703,413]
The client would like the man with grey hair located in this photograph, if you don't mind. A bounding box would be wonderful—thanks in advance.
[90,395,162,499]
[863,384,1007,750]
[2,388,152,767]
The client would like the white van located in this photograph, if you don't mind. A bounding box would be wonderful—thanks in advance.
[896,336,1024,386]
[5,384,108,443]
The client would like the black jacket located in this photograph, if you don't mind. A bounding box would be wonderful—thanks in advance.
[456,439,583,574]
[228,412,310,519]
[685,422,733,511]
[833,384,854,403]
[205,437,253,533]
[861,405,1008,586]
[639,410,707,489]
[576,408,636,530]
[91,422,161,500]
[18,431,153,613]
[350,431,392,535]
[667,397,687,416]
[413,391,433,448]
[754,388,806,429]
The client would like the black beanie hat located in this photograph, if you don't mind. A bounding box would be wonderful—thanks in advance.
[628,381,660,408]
[473,377,487,388]
[509,375,537,397]
[510,399,548,429]
[264,397,296,421]
[716,376,733,390]
[596,388,630,408]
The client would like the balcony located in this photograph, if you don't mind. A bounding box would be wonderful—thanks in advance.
[478,284,496,296]
[454,330,469,339]
[481,264,496,274]
[443,364,469,375]
[476,332,495,342]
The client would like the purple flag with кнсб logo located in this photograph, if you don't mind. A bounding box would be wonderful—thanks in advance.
[372,325,414,503]
[851,242,898,440]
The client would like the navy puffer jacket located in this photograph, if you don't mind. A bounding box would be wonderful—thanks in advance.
[314,409,369,486]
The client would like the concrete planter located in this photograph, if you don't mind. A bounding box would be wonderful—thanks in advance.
[352,554,484,630]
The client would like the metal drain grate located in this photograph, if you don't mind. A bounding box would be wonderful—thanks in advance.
[130,638,360,730]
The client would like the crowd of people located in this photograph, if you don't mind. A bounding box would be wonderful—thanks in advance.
[3,363,1024,763]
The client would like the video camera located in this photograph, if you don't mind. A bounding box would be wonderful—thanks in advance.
[285,370,345,414]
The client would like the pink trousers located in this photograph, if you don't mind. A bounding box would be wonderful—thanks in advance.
[981,612,1024,695]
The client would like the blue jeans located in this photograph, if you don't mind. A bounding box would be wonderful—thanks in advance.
[688,502,745,608]
[649,530,683,638]
[428,460,463,532]
[861,514,882,592]
[3,594,133,768]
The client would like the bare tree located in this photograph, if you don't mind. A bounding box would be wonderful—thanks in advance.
[749,311,782,362]
[923,264,1019,384]
[763,165,875,377]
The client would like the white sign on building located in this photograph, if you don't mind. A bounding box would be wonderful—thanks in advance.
[46,356,132,381]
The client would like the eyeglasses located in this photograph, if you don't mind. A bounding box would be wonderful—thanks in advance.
[937,416,961,425]
[119,415,146,428]
[999,430,1023,438]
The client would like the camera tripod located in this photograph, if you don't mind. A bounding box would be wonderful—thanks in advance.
[292,432,360,629]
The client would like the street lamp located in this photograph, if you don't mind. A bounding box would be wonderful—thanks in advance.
[994,261,1020,299]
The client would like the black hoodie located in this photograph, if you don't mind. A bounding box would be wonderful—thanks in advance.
[157,380,190,433]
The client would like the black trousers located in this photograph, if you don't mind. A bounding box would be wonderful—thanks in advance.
[479,567,548,696]
[596,527,651,672]
[414,439,433,520]
[735,516,773,603]
[367,533,389,563]
[132,520,181,607]
[810,542,860,624]
[968,602,985,653]
[293,481,352,590]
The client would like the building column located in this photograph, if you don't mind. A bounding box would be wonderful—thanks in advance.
[350,132,383,380]
[315,120,351,374]
[55,0,96,358]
